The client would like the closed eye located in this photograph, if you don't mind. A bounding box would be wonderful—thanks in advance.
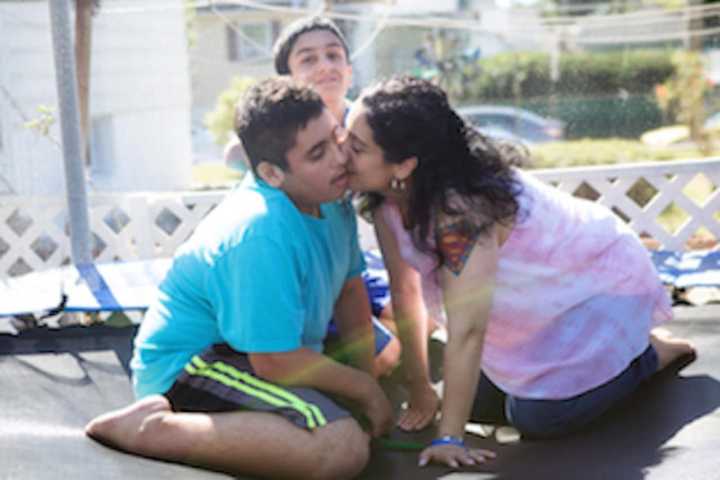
[308,142,326,161]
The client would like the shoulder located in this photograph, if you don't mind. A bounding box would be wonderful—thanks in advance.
[435,211,499,276]
[187,182,304,259]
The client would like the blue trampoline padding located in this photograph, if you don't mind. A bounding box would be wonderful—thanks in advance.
[76,263,121,311]
[651,250,720,288]
[0,258,172,317]
[362,249,391,318]
[6,248,720,319]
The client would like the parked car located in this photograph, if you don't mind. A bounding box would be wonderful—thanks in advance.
[473,125,527,146]
[457,105,565,144]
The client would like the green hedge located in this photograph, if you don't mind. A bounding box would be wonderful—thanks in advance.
[466,49,675,99]
[524,95,663,139]
[456,49,676,138]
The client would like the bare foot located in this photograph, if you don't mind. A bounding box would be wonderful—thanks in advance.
[85,395,171,452]
[649,328,696,372]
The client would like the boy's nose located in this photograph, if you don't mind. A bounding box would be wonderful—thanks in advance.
[336,143,349,165]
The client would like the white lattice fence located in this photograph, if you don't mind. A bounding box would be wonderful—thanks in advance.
[0,191,225,277]
[533,157,720,251]
[3,157,720,278]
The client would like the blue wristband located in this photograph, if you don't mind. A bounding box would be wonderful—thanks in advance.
[430,435,465,448]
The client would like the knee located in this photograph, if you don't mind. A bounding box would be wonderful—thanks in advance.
[310,419,370,480]
[375,337,401,377]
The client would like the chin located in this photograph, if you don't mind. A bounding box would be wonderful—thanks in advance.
[318,86,344,101]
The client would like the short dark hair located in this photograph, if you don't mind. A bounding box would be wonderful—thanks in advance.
[272,16,350,75]
[234,77,325,175]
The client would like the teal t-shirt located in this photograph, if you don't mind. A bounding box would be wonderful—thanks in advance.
[131,175,365,398]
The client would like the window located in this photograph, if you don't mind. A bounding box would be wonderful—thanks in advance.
[226,22,273,62]
[89,115,114,175]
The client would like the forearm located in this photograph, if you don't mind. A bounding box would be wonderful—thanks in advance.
[393,291,432,389]
[249,348,378,405]
[373,209,434,390]
[437,329,485,437]
[332,276,375,375]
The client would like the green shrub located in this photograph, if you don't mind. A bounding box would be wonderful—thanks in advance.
[204,76,256,146]
[524,94,663,139]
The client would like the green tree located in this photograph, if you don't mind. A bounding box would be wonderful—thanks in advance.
[656,51,710,151]
[204,76,256,146]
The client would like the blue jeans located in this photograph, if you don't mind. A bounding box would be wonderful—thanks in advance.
[470,345,659,438]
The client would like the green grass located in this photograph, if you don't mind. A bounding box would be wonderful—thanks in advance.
[529,138,716,169]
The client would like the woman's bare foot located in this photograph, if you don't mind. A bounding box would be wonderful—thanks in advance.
[85,394,172,452]
[649,328,696,372]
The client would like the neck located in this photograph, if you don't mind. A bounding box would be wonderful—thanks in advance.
[382,190,411,226]
[381,184,410,204]
[293,200,321,218]
[325,97,348,125]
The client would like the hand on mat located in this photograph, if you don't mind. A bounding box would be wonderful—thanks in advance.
[397,383,440,431]
[418,444,496,469]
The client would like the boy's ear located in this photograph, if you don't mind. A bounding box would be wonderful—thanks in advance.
[395,156,418,181]
[256,161,285,187]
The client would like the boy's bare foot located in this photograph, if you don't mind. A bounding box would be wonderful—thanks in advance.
[85,395,171,452]
[649,328,696,372]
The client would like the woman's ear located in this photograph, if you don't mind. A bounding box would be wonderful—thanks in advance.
[395,156,418,181]
[256,161,285,187]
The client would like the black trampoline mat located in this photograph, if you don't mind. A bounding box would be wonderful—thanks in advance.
[1,306,718,480]
[0,324,226,479]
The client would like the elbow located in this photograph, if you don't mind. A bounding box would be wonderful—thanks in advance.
[449,325,487,350]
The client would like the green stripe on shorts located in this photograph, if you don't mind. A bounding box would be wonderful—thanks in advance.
[186,355,327,429]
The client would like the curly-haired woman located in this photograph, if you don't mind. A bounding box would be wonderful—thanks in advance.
[344,75,695,469]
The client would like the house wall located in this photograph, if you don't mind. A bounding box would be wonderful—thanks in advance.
[0,9,11,195]
[89,3,192,191]
[0,3,64,196]
[391,0,459,13]
[190,9,295,126]
[0,0,192,195]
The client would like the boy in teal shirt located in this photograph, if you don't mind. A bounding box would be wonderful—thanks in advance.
[86,77,393,479]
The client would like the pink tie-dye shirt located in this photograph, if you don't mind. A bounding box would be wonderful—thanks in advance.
[379,169,672,399]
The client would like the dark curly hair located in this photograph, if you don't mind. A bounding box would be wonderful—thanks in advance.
[234,77,325,176]
[272,16,350,75]
[357,75,524,263]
